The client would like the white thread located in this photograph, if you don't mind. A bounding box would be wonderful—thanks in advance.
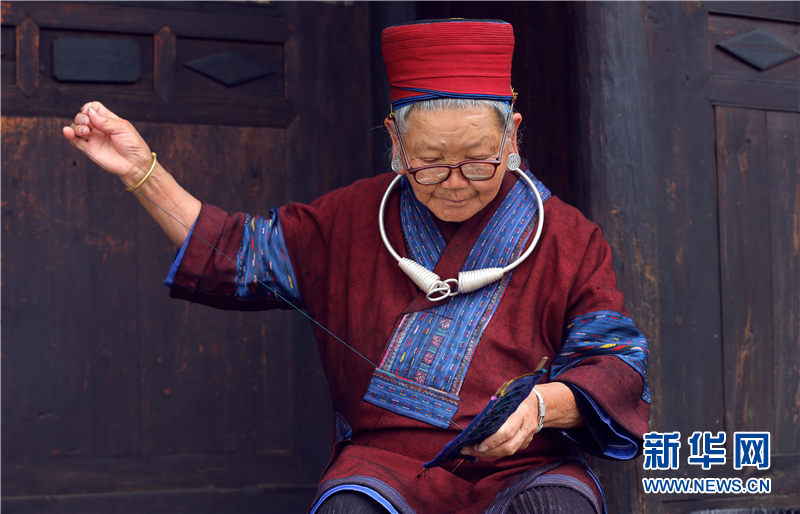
[378,163,544,301]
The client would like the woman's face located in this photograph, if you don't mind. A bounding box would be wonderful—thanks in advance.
[386,106,522,222]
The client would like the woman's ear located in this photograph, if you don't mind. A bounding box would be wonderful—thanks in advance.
[510,112,523,154]
[384,117,405,173]
[384,117,400,158]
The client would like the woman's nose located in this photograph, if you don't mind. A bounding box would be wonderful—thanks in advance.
[441,166,469,188]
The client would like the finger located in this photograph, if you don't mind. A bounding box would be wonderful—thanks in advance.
[66,123,82,139]
[482,429,533,458]
[477,412,525,453]
[460,442,494,458]
[86,107,124,135]
[70,121,94,140]
[460,444,478,457]
[62,125,89,152]
[89,100,120,119]
[68,122,91,140]
[473,422,534,459]
[73,112,91,127]
[81,100,120,120]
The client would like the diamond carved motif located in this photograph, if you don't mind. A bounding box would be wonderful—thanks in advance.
[184,50,274,87]
[717,28,799,71]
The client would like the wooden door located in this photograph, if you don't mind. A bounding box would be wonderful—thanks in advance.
[650,4,800,511]
[1,2,373,512]
[570,2,799,512]
[704,5,799,510]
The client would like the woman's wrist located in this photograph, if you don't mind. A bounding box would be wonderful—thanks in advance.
[535,381,584,429]
[120,151,157,189]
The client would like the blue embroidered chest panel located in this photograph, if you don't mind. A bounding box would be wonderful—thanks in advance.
[363,173,551,428]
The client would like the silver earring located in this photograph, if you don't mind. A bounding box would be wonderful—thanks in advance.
[507,153,521,171]
[391,157,403,173]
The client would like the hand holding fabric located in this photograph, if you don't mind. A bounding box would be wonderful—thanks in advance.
[460,387,542,459]
[461,382,584,459]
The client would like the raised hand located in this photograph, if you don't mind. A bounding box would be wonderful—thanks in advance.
[62,100,201,246]
[62,100,154,186]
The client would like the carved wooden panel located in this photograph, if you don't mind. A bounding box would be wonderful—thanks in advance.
[0,1,294,127]
[706,11,800,112]
[184,50,275,87]
[53,37,142,83]
[717,28,799,70]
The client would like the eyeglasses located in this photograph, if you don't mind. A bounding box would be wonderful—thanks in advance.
[393,109,512,186]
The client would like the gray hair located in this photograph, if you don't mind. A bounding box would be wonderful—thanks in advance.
[391,98,517,142]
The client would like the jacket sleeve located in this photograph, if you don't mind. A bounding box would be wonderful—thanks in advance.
[166,202,301,311]
[551,226,651,459]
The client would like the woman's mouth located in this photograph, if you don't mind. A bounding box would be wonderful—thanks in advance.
[439,196,469,206]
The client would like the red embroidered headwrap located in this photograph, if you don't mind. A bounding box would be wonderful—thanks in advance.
[382,19,515,112]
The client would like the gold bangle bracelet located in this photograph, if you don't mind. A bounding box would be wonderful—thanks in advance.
[125,152,157,191]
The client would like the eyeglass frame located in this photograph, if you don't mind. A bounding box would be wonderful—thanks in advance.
[391,107,513,186]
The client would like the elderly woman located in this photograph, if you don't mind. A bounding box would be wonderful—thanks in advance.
[63,20,648,514]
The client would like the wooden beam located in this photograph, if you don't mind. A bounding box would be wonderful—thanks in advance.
[154,26,176,103]
[16,17,38,97]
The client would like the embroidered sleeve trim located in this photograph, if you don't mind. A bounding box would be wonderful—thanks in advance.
[553,310,650,403]
[233,210,302,306]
